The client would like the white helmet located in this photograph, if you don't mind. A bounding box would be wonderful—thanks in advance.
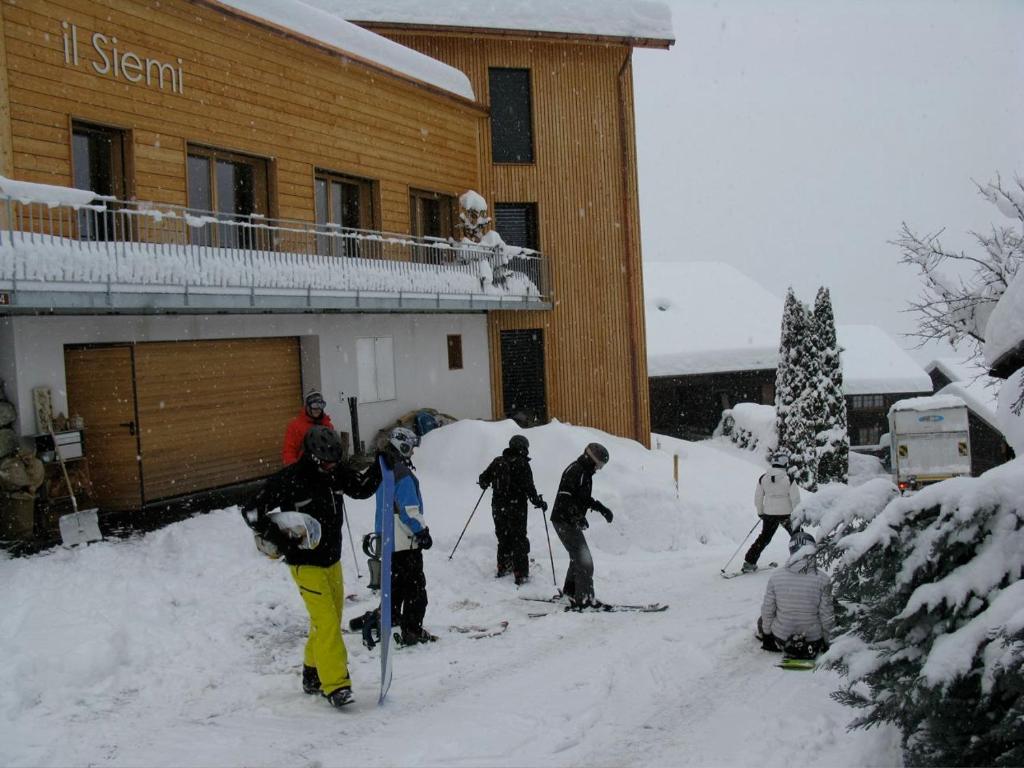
[387,427,419,459]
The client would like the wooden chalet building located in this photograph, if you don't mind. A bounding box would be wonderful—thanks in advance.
[645,261,933,448]
[0,0,672,529]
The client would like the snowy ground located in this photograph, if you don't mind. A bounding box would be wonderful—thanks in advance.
[0,420,901,767]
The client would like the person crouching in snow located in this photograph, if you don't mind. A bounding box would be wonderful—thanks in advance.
[742,452,801,573]
[757,531,835,658]
[478,434,548,585]
[246,425,380,709]
[550,442,613,609]
[282,389,335,465]
[376,427,436,645]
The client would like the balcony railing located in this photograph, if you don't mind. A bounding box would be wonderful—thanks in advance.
[0,194,551,313]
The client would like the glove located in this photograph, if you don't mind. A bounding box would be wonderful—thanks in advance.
[601,508,614,523]
[579,517,589,531]
[414,527,433,550]
[535,497,548,512]
[478,478,489,490]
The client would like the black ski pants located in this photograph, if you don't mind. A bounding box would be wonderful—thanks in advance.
[391,549,428,635]
[553,520,594,604]
[744,515,793,566]
[493,500,530,580]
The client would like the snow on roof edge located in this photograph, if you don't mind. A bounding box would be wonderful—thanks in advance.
[212,0,476,101]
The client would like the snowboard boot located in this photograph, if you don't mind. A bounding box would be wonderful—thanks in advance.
[301,665,321,695]
[741,561,758,573]
[323,686,354,709]
[398,627,438,646]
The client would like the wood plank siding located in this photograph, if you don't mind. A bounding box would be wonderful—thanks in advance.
[1,0,482,230]
[375,32,652,445]
[0,1,11,177]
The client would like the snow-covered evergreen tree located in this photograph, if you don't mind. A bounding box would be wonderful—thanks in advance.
[774,289,817,488]
[796,465,1024,767]
[813,287,849,484]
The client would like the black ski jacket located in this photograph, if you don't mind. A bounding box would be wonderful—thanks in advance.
[550,455,608,529]
[479,448,543,510]
[250,454,381,567]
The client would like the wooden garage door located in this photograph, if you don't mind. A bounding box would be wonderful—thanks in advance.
[134,338,300,501]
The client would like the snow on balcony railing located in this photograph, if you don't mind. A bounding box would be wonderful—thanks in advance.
[0,189,550,308]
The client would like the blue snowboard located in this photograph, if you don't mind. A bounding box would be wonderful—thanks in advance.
[377,455,395,705]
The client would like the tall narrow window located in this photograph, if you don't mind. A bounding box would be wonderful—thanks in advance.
[494,203,539,251]
[71,121,128,240]
[314,171,376,257]
[489,68,534,164]
[356,337,396,403]
[447,335,463,370]
[187,145,269,248]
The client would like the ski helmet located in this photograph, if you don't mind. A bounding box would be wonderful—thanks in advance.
[770,451,790,468]
[387,427,419,459]
[585,442,610,468]
[304,425,342,465]
[509,435,530,455]
[788,530,816,555]
[304,389,326,414]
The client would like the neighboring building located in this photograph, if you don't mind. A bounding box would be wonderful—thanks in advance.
[0,0,671,522]
[645,261,932,445]
[925,358,1013,476]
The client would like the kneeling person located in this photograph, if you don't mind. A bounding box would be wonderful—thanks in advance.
[757,531,835,658]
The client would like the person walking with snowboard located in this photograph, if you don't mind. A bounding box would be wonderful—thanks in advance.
[376,427,435,645]
[742,452,801,573]
[245,425,380,709]
[757,531,835,658]
[550,442,613,608]
[282,389,335,465]
[478,435,548,585]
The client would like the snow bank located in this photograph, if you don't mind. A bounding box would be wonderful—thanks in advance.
[715,402,777,456]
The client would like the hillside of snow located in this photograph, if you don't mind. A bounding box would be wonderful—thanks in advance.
[0,420,900,767]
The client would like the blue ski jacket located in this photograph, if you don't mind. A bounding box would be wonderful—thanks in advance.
[375,454,426,552]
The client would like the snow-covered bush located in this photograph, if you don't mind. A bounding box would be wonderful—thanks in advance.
[716,403,777,455]
[458,190,490,242]
[796,463,1024,767]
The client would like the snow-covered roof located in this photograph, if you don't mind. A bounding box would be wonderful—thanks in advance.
[924,356,1001,432]
[926,357,986,386]
[643,260,932,395]
[837,325,932,396]
[984,269,1024,374]
[213,0,475,100]
[306,0,675,46]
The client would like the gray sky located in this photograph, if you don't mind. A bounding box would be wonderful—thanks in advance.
[633,0,1024,364]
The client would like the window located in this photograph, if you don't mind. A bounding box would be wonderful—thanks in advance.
[857,426,883,446]
[489,68,534,163]
[356,337,396,403]
[494,203,539,251]
[71,121,128,240]
[410,189,455,240]
[851,394,884,409]
[447,335,463,370]
[314,170,377,258]
[187,145,269,248]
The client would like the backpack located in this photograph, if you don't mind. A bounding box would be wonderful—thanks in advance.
[490,456,513,496]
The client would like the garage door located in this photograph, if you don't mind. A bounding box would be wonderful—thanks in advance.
[135,338,301,501]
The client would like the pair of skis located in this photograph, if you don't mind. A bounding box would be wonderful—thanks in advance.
[721,561,778,579]
[520,595,669,616]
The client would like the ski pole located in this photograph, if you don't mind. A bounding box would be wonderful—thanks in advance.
[341,497,362,578]
[449,488,486,560]
[540,507,558,588]
[720,519,762,574]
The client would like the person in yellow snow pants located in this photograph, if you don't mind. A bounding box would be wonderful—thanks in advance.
[290,561,349,694]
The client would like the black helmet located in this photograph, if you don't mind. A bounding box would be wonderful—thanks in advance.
[387,427,419,459]
[585,442,609,468]
[509,435,529,455]
[304,425,342,464]
[788,530,816,555]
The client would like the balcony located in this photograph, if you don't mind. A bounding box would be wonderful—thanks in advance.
[0,190,551,314]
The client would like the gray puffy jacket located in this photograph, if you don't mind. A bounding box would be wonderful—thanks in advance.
[760,552,835,642]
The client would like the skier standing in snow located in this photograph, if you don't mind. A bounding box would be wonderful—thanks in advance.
[246,425,381,709]
[478,435,548,585]
[742,453,801,572]
[282,389,336,465]
[376,427,436,645]
[757,531,835,657]
[550,443,613,608]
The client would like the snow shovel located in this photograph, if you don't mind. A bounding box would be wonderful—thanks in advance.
[50,425,102,546]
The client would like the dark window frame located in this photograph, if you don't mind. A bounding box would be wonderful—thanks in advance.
[409,188,455,240]
[186,144,271,248]
[494,202,540,252]
[447,334,464,371]
[489,68,535,164]
[186,144,270,217]
[315,169,379,258]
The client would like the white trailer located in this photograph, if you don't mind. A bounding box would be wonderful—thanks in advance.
[889,395,971,492]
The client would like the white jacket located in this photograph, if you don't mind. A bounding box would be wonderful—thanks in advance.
[760,552,835,642]
[754,468,800,517]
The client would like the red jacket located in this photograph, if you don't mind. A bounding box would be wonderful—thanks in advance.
[282,409,336,465]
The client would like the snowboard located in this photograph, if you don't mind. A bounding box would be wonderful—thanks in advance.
[377,455,395,705]
[777,657,816,671]
[721,561,778,579]
[448,620,510,639]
